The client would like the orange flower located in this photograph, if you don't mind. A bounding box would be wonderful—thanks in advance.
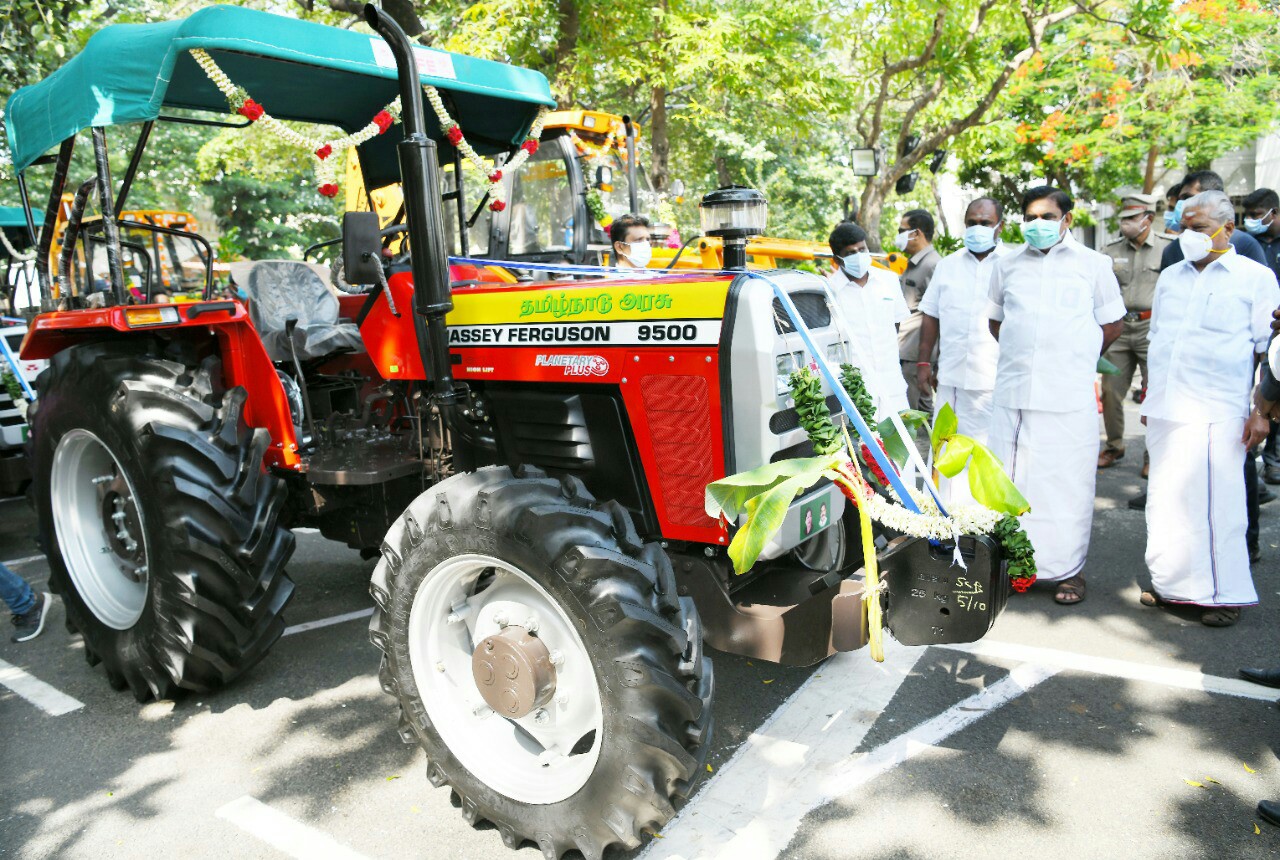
[1101,114,1119,128]
[1111,77,1133,92]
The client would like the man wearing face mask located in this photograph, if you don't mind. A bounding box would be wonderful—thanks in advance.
[915,197,1008,505]
[827,220,910,420]
[895,210,942,414]
[1159,171,1267,270]
[987,186,1126,606]
[1241,188,1280,488]
[1140,190,1278,627]
[1161,183,1183,236]
[609,214,653,269]
[1098,194,1170,471]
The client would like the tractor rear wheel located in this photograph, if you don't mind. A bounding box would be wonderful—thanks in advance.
[28,340,295,701]
[370,465,713,859]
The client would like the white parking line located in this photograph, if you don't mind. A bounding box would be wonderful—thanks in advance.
[1,554,46,568]
[642,640,926,860]
[0,658,84,716]
[940,639,1279,702]
[216,795,369,860]
[281,607,373,637]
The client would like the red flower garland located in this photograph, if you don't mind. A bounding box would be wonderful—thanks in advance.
[521,139,539,155]
[318,183,340,199]
[373,110,395,134]
[237,98,264,121]
[315,144,332,161]
[489,170,503,183]
[859,443,891,487]
[489,200,507,212]
[1010,576,1035,593]
[445,125,464,145]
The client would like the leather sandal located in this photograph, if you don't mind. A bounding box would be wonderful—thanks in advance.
[1054,575,1086,605]
[1139,590,1167,607]
[1201,607,1241,627]
[1097,450,1124,469]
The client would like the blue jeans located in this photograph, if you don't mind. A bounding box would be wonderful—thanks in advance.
[0,562,35,616]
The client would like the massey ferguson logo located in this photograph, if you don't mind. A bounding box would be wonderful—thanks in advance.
[535,354,610,377]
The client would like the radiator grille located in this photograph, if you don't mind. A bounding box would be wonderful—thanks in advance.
[772,292,830,334]
[640,375,715,527]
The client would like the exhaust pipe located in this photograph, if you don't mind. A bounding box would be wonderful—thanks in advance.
[364,3,457,407]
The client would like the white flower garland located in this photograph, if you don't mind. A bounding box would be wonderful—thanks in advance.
[859,487,1002,543]
[0,228,33,262]
[191,48,549,207]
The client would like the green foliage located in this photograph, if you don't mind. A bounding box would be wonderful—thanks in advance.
[931,402,1030,516]
[838,363,877,426]
[876,409,930,469]
[704,453,843,573]
[993,513,1037,584]
[1,368,22,402]
[790,367,842,455]
[206,174,338,260]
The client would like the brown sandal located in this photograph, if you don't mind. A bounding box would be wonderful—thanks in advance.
[1139,590,1167,608]
[1054,575,1086,605]
[1201,607,1241,627]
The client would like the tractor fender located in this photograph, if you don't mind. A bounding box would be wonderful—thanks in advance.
[20,302,301,470]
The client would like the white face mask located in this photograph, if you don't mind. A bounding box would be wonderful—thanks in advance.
[1177,226,1222,263]
[893,229,915,252]
[621,240,652,268]
[841,251,872,279]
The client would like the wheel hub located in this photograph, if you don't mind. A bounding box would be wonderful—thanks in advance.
[472,626,556,718]
[100,486,145,577]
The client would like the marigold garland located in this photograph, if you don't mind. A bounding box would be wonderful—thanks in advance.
[191,48,548,207]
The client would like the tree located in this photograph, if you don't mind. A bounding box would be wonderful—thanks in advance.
[955,0,1280,210]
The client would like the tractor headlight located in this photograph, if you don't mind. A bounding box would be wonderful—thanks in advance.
[699,185,767,240]
[775,351,804,395]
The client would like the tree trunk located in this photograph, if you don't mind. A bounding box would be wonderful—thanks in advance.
[859,179,888,252]
[649,85,669,193]
[1143,144,1160,194]
[714,156,732,188]
[552,0,580,104]
[930,174,949,237]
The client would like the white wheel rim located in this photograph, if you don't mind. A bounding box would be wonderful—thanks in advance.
[50,429,149,630]
[408,553,604,805]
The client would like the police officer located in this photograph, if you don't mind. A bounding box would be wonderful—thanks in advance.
[1098,193,1170,473]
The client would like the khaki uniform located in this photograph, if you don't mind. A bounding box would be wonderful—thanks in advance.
[898,246,941,412]
[1100,229,1170,454]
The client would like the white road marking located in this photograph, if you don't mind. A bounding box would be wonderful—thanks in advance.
[650,660,1059,854]
[281,607,373,637]
[216,795,370,860]
[1,554,46,567]
[642,639,926,860]
[0,658,84,716]
[940,639,1279,702]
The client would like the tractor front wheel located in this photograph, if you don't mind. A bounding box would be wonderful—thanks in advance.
[28,341,295,701]
[370,465,713,859]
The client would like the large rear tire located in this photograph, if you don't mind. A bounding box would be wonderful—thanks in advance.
[28,340,295,701]
[370,465,713,859]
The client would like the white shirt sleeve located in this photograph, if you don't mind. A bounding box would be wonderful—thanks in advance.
[1252,265,1280,353]
[918,262,942,317]
[986,258,1005,322]
[890,277,910,324]
[1092,254,1126,325]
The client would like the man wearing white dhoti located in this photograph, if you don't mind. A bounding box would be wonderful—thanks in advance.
[917,197,1010,506]
[826,221,911,421]
[1140,190,1276,627]
[986,186,1126,605]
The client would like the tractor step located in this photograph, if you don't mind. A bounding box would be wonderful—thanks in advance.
[304,438,424,486]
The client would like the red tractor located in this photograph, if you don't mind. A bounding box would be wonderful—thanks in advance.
[7,5,1007,856]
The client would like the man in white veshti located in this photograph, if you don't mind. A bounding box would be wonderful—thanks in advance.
[916,197,1010,505]
[1140,190,1277,627]
[987,186,1126,605]
[825,220,910,421]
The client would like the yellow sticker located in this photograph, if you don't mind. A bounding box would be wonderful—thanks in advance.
[449,279,731,326]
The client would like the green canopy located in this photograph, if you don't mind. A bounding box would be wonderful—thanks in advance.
[5,5,555,187]
[0,207,27,228]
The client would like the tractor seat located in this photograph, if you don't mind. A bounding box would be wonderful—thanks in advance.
[229,260,365,363]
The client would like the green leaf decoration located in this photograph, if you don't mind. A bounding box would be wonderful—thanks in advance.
[790,368,842,455]
[705,453,842,524]
[931,402,958,455]
[727,469,834,574]
[967,445,1030,515]
[839,363,877,426]
[935,434,976,477]
[875,410,930,468]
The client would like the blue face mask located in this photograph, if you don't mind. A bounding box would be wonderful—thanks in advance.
[1020,219,1064,250]
[1164,198,1185,232]
[963,224,998,253]
[841,251,871,279]
[1244,209,1273,235]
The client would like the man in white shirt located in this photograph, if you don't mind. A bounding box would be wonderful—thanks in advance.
[1140,190,1277,627]
[825,221,910,420]
[987,186,1126,605]
[916,197,1008,505]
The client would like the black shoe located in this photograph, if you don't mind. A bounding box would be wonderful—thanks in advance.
[1265,465,1280,485]
[11,591,51,643]
[1128,492,1147,511]
[1260,484,1276,505]
[1240,667,1280,689]
[1259,800,1280,828]
[1250,544,1262,563]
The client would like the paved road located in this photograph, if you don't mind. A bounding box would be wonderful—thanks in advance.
[2,408,1278,859]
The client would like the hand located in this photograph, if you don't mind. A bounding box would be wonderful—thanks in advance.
[915,365,934,397]
[1244,411,1270,448]
[1140,415,1147,426]
[1272,307,1280,335]
[1255,387,1280,422]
